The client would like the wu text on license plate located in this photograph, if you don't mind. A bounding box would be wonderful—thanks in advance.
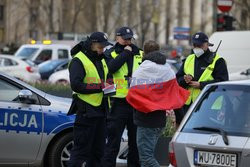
[194,150,237,167]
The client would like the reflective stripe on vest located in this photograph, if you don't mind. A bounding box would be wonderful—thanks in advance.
[184,53,221,105]
[73,52,108,106]
[111,50,143,98]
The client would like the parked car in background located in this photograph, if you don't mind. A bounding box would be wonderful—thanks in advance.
[169,80,250,167]
[0,54,40,83]
[48,69,70,85]
[38,59,70,80]
[230,68,250,81]
[15,43,71,65]
[47,59,181,86]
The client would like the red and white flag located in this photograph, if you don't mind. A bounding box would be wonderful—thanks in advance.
[126,60,189,113]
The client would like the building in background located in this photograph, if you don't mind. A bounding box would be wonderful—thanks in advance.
[0,0,249,49]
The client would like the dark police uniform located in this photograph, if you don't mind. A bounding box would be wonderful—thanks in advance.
[68,32,110,167]
[102,27,143,167]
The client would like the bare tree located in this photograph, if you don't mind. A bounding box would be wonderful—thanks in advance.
[235,0,250,29]
[189,0,194,34]
[127,0,134,27]
[134,0,156,46]
[107,0,126,35]
[71,0,87,32]
[41,0,54,33]
[165,0,172,44]
[177,0,183,27]
[101,0,115,33]
[24,0,40,39]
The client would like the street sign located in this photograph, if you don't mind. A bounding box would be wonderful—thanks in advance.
[173,27,190,33]
[217,0,233,13]
[173,27,190,40]
[174,34,189,40]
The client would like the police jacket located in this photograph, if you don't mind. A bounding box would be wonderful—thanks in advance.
[105,43,142,78]
[68,39,108,117]
[176,49,229,90]
[105,43,143,99]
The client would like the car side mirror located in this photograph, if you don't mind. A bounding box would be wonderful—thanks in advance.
[18,89,36,104]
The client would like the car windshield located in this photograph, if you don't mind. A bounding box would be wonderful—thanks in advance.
[182,85,250,137]
[16,47,39,59]
[39,60,65,72]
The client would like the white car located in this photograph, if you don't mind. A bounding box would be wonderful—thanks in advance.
[15,44,71,64]
[229,68,250,81]
[48,69,69,84]
[0,55,40,83]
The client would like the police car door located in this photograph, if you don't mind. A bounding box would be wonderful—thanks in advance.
[0,76,43,165]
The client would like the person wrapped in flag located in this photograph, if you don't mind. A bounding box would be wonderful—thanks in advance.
[126,46,189,166]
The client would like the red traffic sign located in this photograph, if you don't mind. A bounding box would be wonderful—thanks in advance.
[217,0,233,12]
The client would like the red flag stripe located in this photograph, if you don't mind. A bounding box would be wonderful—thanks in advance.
[126,79,190,113]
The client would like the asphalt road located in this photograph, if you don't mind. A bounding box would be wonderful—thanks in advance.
[116,164,168,167]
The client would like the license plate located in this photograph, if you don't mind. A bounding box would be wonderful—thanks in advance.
[194,150,237,167]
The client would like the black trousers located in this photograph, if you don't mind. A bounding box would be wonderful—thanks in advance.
[68,114,106,167]
[102,98,140,167]
[174,104,191,124]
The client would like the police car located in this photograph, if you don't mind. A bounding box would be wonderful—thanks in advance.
[0,72,75,167]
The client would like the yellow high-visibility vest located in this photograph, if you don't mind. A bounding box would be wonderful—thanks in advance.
[184,53,220,105]
[73,52,108,106]
[111,50,143,98]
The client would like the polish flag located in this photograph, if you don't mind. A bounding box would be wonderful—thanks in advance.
[126,60,189,113]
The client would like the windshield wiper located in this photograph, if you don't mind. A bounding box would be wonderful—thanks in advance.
[193,126,229,145]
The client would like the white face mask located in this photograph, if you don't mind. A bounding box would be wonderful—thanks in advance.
[193,48,204,57]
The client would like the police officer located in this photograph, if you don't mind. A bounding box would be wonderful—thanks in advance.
[67,32,111,167]
[102,27,143,167]
[176,32,229,116]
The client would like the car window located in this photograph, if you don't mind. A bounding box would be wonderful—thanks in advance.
[0,78,21,101]
[1,58,18,66]
[182,85,250,136]
[16,47,39,59]
[35,49,52,62]
[0,78,40,104]
[58,49,69,59]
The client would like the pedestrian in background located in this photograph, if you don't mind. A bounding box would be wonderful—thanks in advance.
[126,41,189,167]
[67,32,110,167]
[102,26,143,167]
[176,32,229,119]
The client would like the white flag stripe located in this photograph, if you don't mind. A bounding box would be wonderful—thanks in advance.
[130,60,176,87]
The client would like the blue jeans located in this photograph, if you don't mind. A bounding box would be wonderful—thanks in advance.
[136,126,164,167]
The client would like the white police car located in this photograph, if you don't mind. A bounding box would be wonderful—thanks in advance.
[0,72,74,167]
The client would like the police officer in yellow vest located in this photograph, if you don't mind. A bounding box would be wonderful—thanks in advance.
[67,32,111,167]
[176,32,229,119]
[102,27,143,167]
